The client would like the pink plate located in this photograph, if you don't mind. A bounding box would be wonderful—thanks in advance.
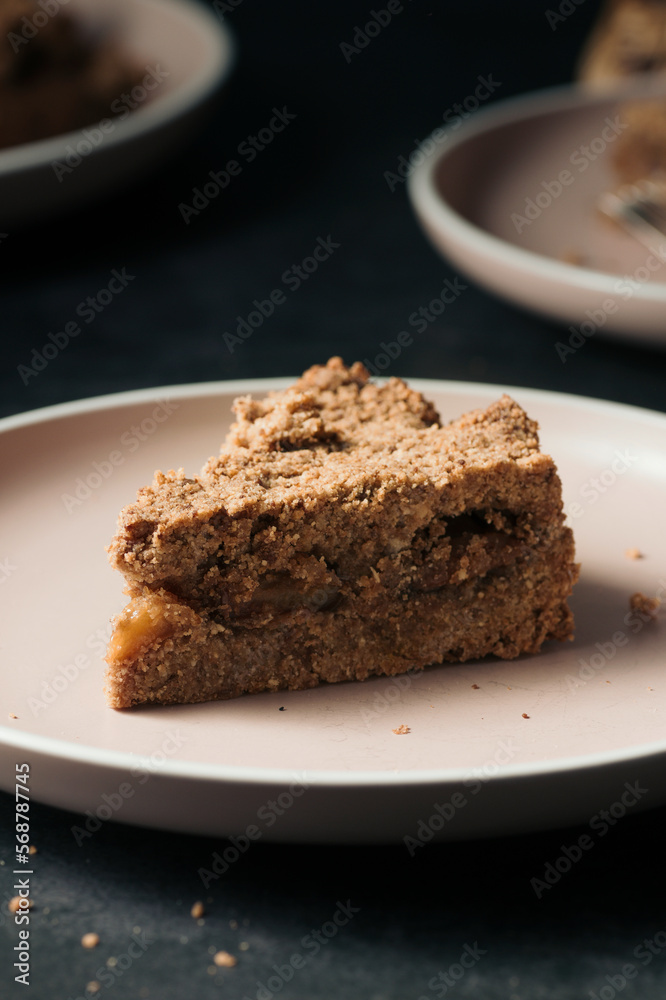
[408,80,666,347]
[1,380,665,842]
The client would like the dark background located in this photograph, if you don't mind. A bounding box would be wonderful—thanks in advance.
[2,0,666,997]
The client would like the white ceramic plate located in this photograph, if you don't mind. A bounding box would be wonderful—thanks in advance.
[0,0,234,226]
[408,80,666,346]
[1,379,665,843]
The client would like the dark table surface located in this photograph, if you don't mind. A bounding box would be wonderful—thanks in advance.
[2,1,666,997]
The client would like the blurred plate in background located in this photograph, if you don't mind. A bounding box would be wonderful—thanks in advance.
[408,80,666,347]
[0,0,234,227]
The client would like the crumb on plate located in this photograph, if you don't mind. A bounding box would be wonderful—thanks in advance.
[559,248,587,266]
[625,547,643,560]
[629,592,661,618]
[392,724,410,735]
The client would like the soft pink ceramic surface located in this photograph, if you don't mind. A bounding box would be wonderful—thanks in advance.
[408,81,666,345]
[1,380,665,841]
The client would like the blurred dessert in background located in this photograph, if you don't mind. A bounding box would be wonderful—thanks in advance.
[611,98,666,181]
[578,0,666,84]
[0,0,142,149]
[578,2,666,186]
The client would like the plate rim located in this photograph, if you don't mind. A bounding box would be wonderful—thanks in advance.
[2,376,666,789]
[407,79,666,304]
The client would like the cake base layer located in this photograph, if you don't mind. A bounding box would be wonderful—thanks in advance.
[106,534,576,708]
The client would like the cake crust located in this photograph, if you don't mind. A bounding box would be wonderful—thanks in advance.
[105,359,579,708]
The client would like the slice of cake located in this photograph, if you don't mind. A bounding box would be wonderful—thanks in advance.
[105,359,579,709]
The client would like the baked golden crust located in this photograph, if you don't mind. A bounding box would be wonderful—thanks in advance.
[105,358,579,708]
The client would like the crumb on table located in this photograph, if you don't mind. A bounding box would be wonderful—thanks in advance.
[471,683,479,689]
[522,713,530,719]
[191,901,205,919]
[81,933,100,949]
[8,713,17,719]
[625,548,643,560]
[213,950,237,967]
[8,896,32,914]
[629,592,661,618]
[392,724,410,735]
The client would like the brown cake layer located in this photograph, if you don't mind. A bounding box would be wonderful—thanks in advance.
[105,358,579,708]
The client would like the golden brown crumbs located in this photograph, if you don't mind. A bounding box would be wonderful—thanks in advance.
[392,724,410,735]
[630,592,661,618]
[29,845,37,855]
[625,548,643,560]
[8,896,32,913]
[471,684,480,689]
[86,983,101,995]
[9,713,17,719]
[213,950,237,967]
[190,901,205,919]
[81,933,100,949]
[522,713,530,719]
